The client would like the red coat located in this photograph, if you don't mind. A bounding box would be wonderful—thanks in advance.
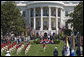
[6,41,10,46]
[43,44,45,48]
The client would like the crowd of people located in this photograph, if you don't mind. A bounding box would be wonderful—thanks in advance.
[1,34,29,45]
[1,31,83,56]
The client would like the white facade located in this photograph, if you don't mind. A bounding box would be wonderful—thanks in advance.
[3,1,79,34]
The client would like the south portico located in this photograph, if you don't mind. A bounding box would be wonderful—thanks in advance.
[28,7,64,34]
[20,2,65,35]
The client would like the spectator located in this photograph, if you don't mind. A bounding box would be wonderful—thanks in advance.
[62,47,65,56]
[36,32,39,38]
[54,47,58,56]
[48,34,50,39]
[76,47,80,56]
[50,34,53,40]
[14,36,17,42]
[19,36,21,42]
[76,46,83,56]
[80,46,83,56]
[21,36,24,42]
[70,49,75,56]
[26,36,28,42]
[40,39,43,44]
[51,39,54,44]
[28,36,30,41]
[45,38,49,44]
[64,46,70,56]
[17,36,20,44]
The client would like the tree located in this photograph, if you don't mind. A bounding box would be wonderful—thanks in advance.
[1,1,27,36]
[66,1,83,36]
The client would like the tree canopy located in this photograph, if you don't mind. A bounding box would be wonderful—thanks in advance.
[66,1,83,36]
[1,1,27,36]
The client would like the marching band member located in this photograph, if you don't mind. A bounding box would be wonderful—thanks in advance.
[43,42,46,52]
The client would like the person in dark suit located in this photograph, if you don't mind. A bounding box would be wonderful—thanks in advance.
[54,47,58,56]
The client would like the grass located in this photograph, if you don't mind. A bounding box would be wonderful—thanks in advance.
[25,40,65,56]
[1,40,80,56]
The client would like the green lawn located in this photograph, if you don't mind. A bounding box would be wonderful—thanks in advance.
[26,41,64,56]
[1,40,79,56]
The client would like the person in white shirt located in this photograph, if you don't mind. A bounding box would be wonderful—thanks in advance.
[5,51,11,56]
[48,34,50,39]
[28,36,30,41]
[19,36,21,42]
[26,36,28,42]
[15,37,17,42]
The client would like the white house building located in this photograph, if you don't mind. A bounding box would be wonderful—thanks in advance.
[2,1,79,34]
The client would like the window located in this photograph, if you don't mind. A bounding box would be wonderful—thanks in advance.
[30,8,34,17]
[43,21,48,30]
[65,11,68,16]
[58,9,61,17]
[23,11,26,17]
[44,21,47,26]
[51,8,56,16]
[36,8,41,16]
[43,8,49,16]
[58,22,60,28]
[31,18,33,29]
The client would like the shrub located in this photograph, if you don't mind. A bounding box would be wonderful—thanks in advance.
[36,39,40,44]
[30,40,36,45]
[57,32,63,40]
[54,38,60,44]
[33,39,41,44]
[63,29,72,36]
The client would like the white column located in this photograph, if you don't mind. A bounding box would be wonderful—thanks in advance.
[29,9,31,27]
[40,7,43,31]
[56,8,58,34]
[34,8,36,30]
[60,8,63,28]
[49,7,51,31]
